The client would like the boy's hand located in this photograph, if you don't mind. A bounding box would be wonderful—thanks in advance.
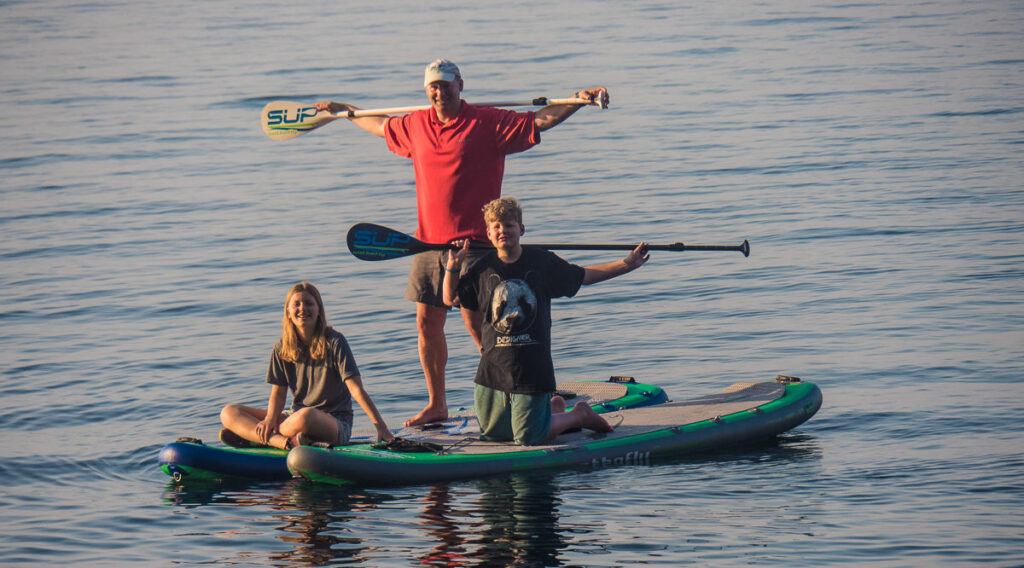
[624,242,650,270]
[447,239,470,270]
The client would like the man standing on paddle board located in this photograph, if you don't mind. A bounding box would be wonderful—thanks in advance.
[315,59,610,427]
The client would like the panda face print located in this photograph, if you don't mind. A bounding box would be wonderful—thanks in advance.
[489,278,537,335]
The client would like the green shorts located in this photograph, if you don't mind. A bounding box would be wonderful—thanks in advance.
[474,384,552,446]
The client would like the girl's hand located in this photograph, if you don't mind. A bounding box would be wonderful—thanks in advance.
[255,416,279,444]
[376,424,395,443]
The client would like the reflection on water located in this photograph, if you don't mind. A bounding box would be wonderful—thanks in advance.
[164,470,572,567]
[416,474,566,567]
[417,484,469,566]
[470,474,564,567]
[271,484,390,566]
[164,479,391,565]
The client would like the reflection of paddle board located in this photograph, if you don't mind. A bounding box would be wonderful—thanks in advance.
[287,377,821,486]
[158,377,668,482]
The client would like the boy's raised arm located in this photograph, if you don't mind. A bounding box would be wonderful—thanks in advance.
[443,239,472,306]
[582,242,650,285]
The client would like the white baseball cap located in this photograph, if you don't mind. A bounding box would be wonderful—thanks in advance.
[424,59,461,87]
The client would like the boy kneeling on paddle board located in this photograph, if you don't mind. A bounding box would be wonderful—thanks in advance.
[443,198,650,444]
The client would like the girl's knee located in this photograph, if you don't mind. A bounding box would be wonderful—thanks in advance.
[283,407,313,431]
[220,404,242,425]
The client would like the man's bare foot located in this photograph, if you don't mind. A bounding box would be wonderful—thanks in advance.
[404,406,448,427]
[571,402,614,433]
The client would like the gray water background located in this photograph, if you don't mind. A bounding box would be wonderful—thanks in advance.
[1,1,1022,566]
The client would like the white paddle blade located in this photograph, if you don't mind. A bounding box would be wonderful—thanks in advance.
[260,101,340,141]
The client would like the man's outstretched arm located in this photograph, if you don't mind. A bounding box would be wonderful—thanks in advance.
[533,87,610,131]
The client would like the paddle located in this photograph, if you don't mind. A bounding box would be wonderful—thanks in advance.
[347,223,750,261]
[262,97,604,140]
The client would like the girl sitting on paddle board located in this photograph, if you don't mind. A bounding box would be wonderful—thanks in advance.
[219,282,393,449]
[443,198,649,445]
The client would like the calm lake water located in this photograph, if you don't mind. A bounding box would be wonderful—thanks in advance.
[2,0,1022,566]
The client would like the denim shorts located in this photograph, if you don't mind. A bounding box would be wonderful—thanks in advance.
[332,415,353,445]
[284,410,353,446]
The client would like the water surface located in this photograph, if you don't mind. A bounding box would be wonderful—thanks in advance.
[1,0,1022,566]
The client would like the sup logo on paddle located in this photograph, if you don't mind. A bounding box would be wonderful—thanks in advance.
[349,228,413,259]
[265,106,318,126]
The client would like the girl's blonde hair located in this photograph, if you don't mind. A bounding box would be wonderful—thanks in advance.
[279,281,331,362]
[482,197,523,225]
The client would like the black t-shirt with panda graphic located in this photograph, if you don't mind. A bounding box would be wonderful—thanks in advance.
[456,247,585,394]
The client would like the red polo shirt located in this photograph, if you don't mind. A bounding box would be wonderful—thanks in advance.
[384,102,540,244]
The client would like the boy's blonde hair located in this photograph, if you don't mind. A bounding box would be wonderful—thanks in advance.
[482,197,523,225]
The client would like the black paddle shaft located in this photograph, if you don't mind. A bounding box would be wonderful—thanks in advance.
[347,223,750,261]
[524,242,750,256]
